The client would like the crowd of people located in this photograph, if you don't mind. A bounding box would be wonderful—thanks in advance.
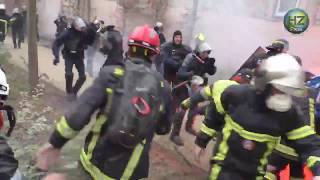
[1,5,320,180]
[0,4,30,49]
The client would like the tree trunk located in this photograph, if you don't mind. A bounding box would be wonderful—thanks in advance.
[152,0,168,22]
[186,0,199,45]
[77,0,91,20]
[87,0,91,21]
[27,0,39,92]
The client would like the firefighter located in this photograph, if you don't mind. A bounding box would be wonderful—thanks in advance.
[99,25,124,66]
[0,136,21,180]
[265,88,319,180]
[195,53,320,180]
[181,68,253,136]
[265,39,289,55]
[0,68,22,180]
[52,17,90,101]
[36,25,172,180]
[254,39,290,68]
[170,41,217,145]
[265,59,319,180]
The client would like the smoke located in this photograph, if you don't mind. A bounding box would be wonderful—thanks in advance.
[33,0,320,78]
[37,0,61,39]
[188,0,320,81]
[84,47,106,78]
[190,0,268,81]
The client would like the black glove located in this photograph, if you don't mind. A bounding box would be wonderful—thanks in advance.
[4,105,15,137]
[207,65,217,75]
[206,58,217,75]
[53,58,59,66]
[208,57,216,64]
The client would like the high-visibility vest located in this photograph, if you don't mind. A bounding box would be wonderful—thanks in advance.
[0,19,8,35]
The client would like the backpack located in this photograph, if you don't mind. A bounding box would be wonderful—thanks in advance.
[105,60,164,149]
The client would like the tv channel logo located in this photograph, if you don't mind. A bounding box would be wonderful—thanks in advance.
[284,8,309,34]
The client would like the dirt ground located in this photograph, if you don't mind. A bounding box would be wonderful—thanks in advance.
[0,51,207,179]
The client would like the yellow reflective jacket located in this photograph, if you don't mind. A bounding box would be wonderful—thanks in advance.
[195,84,320,179]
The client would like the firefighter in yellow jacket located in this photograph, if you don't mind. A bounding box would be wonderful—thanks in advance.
[180,68,253,135]
[35,25,172,180]
[195,53,320,180]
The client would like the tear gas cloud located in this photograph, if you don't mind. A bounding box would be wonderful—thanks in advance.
[191,0,320,81]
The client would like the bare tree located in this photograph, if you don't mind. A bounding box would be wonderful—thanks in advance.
[117,0,135,47]
[186,0,199,44]
[28,0,39,91]
[87,0,91,21]
[151,0,168,22]
[77,0,91,20]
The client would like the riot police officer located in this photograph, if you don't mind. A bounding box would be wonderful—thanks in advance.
[52,17,91,101]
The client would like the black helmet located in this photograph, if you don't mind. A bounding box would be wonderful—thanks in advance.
[266,39,289,51]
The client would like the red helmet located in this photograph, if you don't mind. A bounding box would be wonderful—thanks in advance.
[128,25,160,54]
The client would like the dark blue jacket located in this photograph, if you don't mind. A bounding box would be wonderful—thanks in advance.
[177,53,217,82]
[161,42,191,77]
[52,27,89,60]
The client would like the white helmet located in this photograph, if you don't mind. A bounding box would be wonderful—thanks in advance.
[0,68,9,96]
[198,42,212,53]
[155,22,163,28]
[0,4,5,10]
[93,19,100,25]
[253,53,305,97]
[12,8,19,14]
[191,75,204,86]
[72,17,86,31]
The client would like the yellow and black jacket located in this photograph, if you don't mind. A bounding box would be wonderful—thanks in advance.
[272,89,318,161]
[181,80,238,123]
[49,59,172,180]
[264,88,319,179]
[0,16,8,38]
[195,84,320,180]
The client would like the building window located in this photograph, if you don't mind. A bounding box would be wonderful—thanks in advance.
[274,0,300,17]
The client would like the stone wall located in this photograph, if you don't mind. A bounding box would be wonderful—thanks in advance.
[37,0,61,39]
